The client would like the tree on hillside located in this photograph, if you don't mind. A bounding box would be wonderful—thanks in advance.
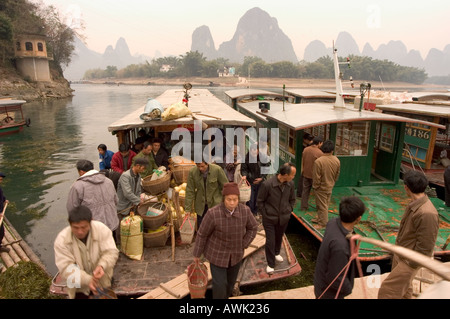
[34,3,80,74]
[0,13,13,64]
[179,51,206,77]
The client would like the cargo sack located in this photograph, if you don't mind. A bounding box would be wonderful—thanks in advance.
[238,179,251,203]
[120,211,144,260]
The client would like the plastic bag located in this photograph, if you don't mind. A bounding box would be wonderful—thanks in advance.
[238,179,251,203]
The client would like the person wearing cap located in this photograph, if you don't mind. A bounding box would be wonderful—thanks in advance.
[193,182,258,299]
[0,172,10,253]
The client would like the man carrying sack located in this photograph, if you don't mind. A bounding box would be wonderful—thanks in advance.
[192,182,258,299]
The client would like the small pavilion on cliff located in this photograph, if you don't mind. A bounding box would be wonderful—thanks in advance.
[14,33,52,82]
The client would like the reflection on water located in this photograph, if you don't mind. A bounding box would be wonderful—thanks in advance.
[0,84,183,274]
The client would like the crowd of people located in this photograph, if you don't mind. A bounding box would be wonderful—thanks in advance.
[1,131,444,300]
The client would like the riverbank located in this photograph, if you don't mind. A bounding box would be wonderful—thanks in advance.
[79,76,449,91]
[0,67,74,101]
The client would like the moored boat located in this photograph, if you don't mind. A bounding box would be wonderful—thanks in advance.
[224,45,450,261]
[0,99,30,136]
[50,86,302,298]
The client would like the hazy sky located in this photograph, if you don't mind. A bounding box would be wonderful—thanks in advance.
[36,0,450,60]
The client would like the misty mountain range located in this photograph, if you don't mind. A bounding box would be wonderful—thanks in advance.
[63,7,450,80]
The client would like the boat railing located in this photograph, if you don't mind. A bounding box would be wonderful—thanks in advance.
[402,142,426,175]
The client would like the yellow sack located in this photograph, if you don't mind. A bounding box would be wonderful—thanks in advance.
[120,213,143,260]
[161,102,192,121]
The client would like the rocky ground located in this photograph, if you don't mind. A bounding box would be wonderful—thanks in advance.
[0,67,74,101]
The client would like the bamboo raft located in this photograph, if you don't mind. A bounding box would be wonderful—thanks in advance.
[0,214,48,274]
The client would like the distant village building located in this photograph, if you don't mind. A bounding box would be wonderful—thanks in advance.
[14,34,52,82]
[218,66,235,77]
[159,64,173,73]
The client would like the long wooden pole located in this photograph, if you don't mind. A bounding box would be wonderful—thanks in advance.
[0,202,7,227]
[355,235,450,281]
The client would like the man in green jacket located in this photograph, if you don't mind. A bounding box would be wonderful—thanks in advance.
[185,161,229,229]
[132,141,158,179]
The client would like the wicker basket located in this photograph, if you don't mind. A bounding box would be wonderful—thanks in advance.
[187,261,208,299]
[179,216,196,244]
[141,171,171,195]
[143,224,170,248]
[137,202,169,230]
[172,164,195,184]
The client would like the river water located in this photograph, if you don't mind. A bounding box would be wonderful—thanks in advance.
[1,84,285,275]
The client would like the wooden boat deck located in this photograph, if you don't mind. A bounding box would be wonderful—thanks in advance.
[51,224,301,298]
[0,216,48,274]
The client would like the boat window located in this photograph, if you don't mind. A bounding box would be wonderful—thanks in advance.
[279,125,296,154]
[16,42,21,51]
[335,121,371,156]
[403,144,427,163]
[37,42,44,51]
[378,123,396,153]
[25,42,33,51]
[304,124,330,141]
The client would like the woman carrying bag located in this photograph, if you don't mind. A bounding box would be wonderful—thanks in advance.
[192,182,258,299]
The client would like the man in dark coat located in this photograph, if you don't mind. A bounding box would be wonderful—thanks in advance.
[257,162,296,273]
[314,196,366,299]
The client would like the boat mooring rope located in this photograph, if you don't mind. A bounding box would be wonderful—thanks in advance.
[317,234,367,299]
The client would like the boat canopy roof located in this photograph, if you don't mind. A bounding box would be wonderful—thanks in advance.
[107,89,255,132]
[285,89,339,99]
[237,100,446,131]
[0,99,26,107]
[224,88,283,100]
[377,103,450,119]
[409,91,450,101]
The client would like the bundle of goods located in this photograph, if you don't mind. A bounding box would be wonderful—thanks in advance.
[120,212,143,260]
[143,224,171,248]
[141,167,171,195]
[162,194,183,232]
[161,102,192,121]
[174,182,187,208]
[137,201,169,230]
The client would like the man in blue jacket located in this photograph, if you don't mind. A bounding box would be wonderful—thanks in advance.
[98,144,114,170]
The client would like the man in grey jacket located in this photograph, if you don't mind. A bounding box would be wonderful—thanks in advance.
[67,160,119,235]
[116,157,149,216]
[257,162,297,274]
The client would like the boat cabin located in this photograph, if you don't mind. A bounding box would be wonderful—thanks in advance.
[108,88,256,162]
[376,101,450,190]
[0,99,29,136]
